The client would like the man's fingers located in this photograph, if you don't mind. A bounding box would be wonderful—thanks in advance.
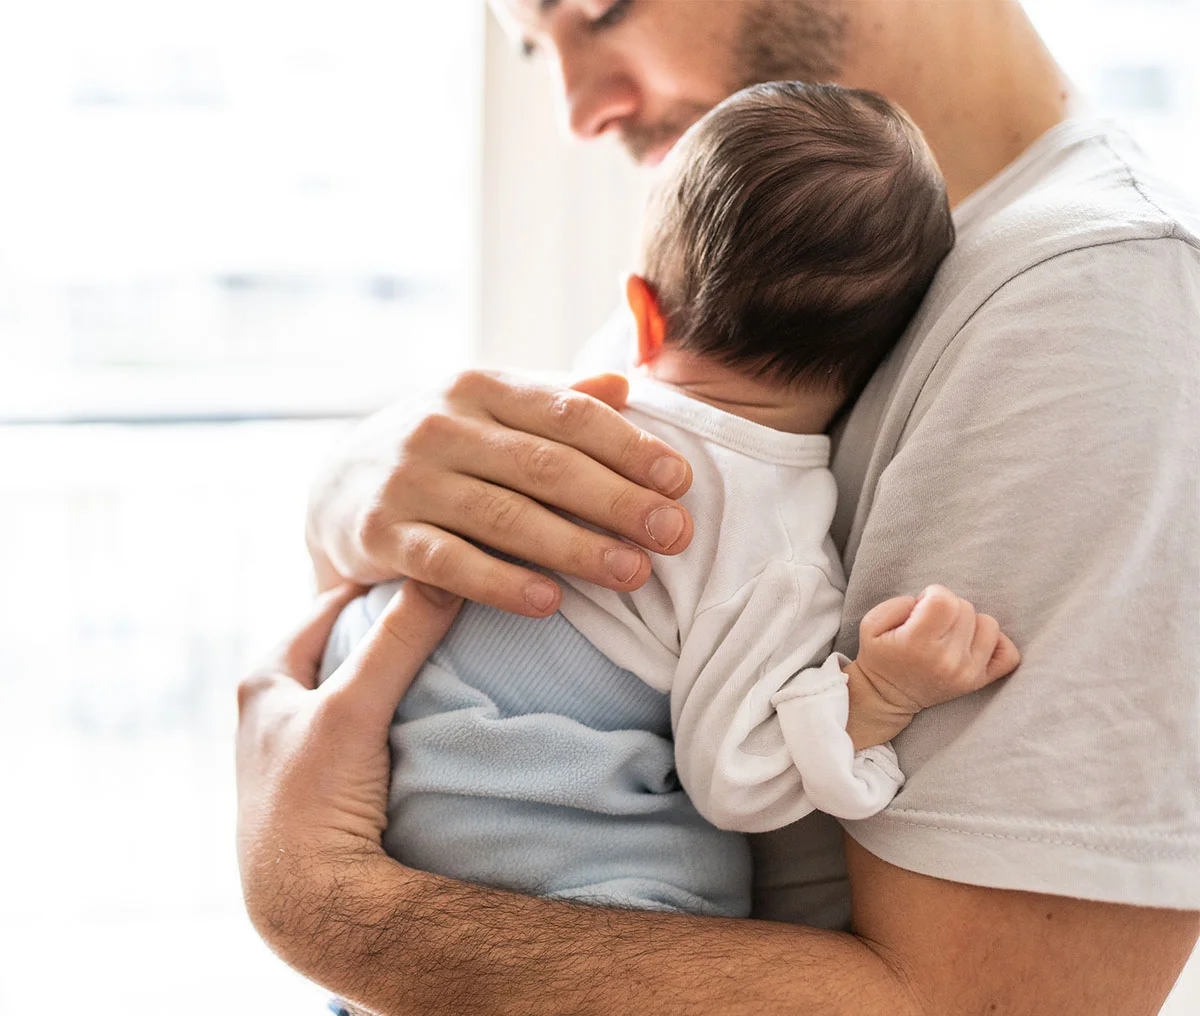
[276,584,366,689]
[570,372,630,408]
[859,595,920,640]
[986,631,1022,682]
[384,522,564,617]
[454,371,693,499]
[422,469,662,592]
[320,582,463,728]
[437,421,693,560]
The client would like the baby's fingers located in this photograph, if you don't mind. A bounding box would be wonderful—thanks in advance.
[907,585,968,642]
[986,631,1022,682]
[968,612,1021,686]
[967,613,1001,681]
[859,595,919,640]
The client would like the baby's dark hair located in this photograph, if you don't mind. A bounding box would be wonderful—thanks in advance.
[641,81,955,396]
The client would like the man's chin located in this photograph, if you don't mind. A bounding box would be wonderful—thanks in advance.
[618,102,717,166]
[623,135,682,168]
[637,142,676,168]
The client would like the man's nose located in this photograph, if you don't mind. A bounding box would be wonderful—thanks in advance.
[554,43,640,140]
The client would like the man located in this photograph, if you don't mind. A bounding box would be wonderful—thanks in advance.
[236,2,1200,1012]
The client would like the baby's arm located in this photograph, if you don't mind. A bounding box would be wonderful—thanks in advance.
[842,585,1021,751]
[672,568,1020,832]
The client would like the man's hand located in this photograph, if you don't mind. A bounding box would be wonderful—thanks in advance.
[306,371,695,616]
[236,580,462,968]
[844,585,1020,750]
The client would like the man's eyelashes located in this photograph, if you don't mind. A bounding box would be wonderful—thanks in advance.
[519,0,635,60]
[589,0,634,33]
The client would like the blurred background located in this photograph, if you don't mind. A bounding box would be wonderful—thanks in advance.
[0,1,1197,1012]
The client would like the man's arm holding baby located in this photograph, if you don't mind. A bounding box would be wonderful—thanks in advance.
[237,581,1197,1016]
[246,349,1197,1013]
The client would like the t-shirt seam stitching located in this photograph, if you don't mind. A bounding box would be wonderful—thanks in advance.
[868,812,1199,859]
[957,234,1195,336]
[1095,133,1178,239]
[884,806,1198,840]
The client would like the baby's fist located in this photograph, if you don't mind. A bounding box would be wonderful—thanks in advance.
[854,585,1021,716]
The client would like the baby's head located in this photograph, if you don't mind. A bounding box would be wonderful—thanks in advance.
[629,81,954,427]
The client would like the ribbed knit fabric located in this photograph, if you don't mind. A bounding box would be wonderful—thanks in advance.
[320,581,753,917]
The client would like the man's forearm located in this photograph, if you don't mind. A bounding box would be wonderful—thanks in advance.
[291,854,913,1016]
[267,841,1198,1016]
[237,590,1197,1016]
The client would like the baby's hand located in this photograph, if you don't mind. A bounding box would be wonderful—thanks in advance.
[844,585,1021,750]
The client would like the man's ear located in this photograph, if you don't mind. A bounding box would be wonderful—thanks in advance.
[626,274,666,367]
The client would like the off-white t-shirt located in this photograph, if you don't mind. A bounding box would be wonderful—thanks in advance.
[583,119,1200,921]
[558,378,904,831]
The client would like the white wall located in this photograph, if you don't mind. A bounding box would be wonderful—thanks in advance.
[478,8,648,371]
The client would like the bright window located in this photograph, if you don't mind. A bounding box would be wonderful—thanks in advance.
[0,0,481,421]
[1027,0,1200,203]
[0,2,482,1012]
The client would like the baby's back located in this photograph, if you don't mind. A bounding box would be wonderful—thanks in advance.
[320,582,753,916]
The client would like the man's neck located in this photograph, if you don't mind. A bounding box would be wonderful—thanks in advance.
[834,1,1079,206]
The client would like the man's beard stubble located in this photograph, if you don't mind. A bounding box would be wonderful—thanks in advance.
[733,0,847,90]
[619,0,848,163]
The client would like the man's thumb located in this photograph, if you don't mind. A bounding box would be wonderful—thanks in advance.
[571,372,630,409]
[320,582,463,725]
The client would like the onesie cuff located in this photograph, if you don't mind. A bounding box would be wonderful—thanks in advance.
[771,654,905,820]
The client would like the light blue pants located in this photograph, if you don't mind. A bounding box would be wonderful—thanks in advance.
[320,581,752,917]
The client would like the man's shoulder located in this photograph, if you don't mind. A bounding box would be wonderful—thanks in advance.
[893,121,1199,401]
[832,121,1200,557]
[921,123,1196,344]
[925,124,1200,390]
[952,120,1199,285]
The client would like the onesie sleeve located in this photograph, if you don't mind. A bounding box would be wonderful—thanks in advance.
[671,561,904,833]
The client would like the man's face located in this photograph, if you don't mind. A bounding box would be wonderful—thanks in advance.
[491,0,846,166]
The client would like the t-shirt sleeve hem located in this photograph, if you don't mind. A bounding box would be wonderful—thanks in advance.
[843,811,1200,910]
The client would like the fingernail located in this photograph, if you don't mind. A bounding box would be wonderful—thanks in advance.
[415,583,461,608]
[649,456,686,495]
[646,506,685,549]
[524,580,558,613]
[605,546,643,583]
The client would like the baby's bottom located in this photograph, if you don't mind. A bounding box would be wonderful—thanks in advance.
[319,581,752,917]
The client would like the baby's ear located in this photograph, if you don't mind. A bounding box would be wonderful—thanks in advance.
[626,274,666,366]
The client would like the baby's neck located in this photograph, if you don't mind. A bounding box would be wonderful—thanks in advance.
[644,348,845,435]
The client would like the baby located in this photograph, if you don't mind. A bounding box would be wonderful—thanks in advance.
[319,82,1019,920]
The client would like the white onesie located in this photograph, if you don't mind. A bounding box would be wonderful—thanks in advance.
[557,377,903,832]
